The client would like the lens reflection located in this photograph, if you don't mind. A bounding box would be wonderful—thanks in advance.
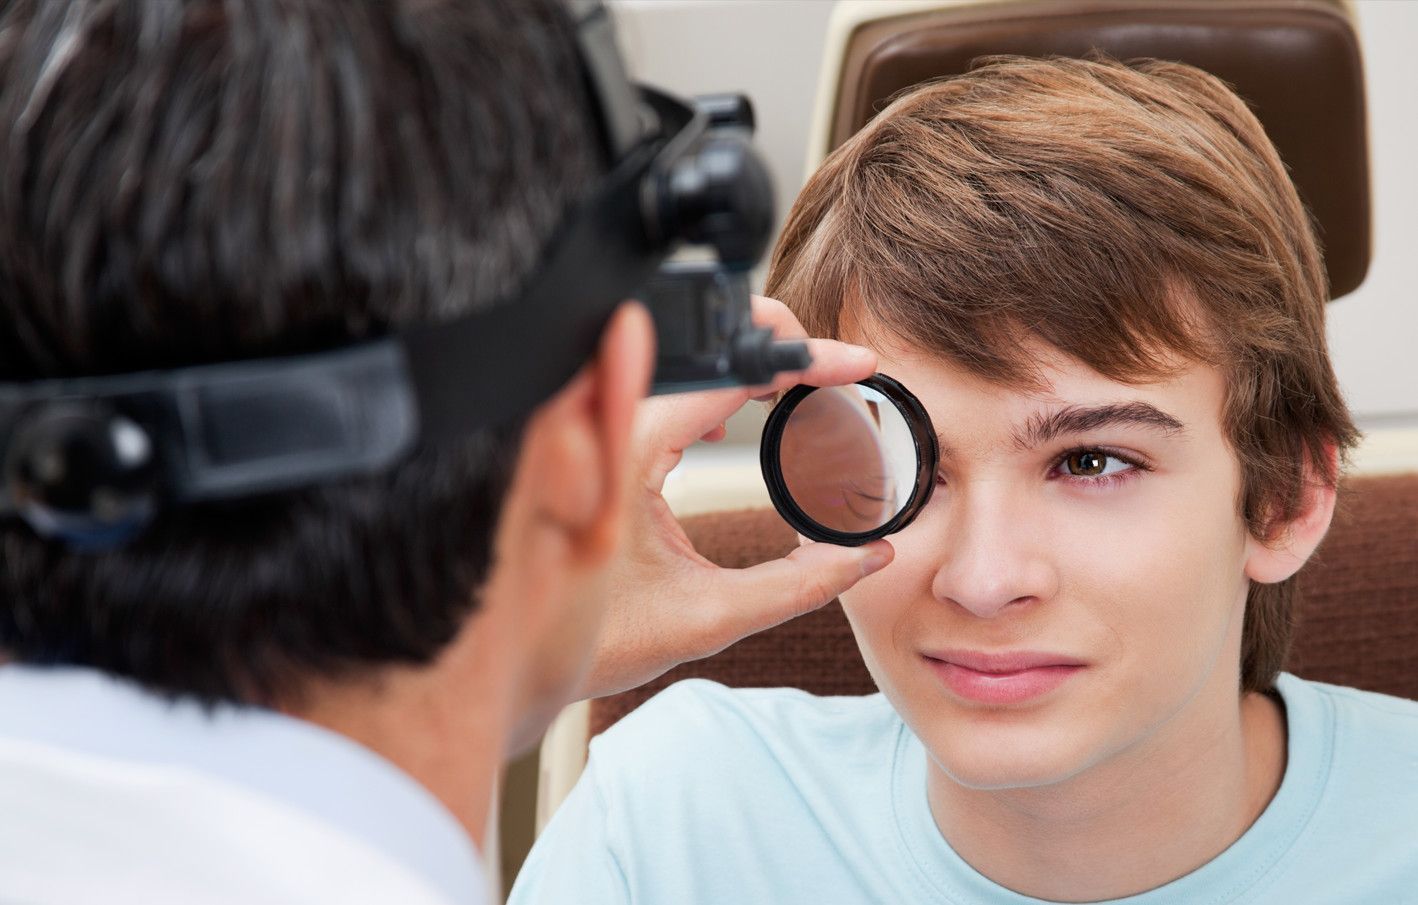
[778,385,918,534]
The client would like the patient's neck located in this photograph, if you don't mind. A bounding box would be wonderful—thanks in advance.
[926,679,1287,902]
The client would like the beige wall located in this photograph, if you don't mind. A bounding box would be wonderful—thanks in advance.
[609,0,1418,431]
[1327,0,1418,429]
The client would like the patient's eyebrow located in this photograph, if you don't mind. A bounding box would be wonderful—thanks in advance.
[1013,402,1186,450]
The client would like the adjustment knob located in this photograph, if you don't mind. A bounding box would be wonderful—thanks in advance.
[4,402,160,547]
[692,93,755,131]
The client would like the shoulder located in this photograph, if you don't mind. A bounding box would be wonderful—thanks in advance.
[583,680,902,832]
[1282,677,1418,821]
[0,738,461,905]
[599,678,896,737]
[586,682,904,886]
[1301,677,1418,786]
[1279,674,1418,780]
[1261,677,1418,895]
[1281,674,1418,749]
[516,684,909,903]
[591,679,899,774]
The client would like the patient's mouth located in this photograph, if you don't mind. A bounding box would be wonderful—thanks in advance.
[922,650,1084,705]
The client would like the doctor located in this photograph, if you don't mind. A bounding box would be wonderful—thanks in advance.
[0,1,891,903]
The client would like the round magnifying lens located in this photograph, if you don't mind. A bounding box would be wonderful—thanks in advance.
[760,374,938,545]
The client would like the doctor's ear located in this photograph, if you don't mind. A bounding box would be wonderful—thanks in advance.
[1243,445,1340,585]
[513,302,656,563]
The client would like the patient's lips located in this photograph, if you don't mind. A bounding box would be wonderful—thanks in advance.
[922,649,1085,705]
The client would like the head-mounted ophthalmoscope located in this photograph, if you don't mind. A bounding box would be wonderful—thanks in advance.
[0,0,806,550]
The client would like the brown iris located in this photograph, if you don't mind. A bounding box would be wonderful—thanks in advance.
[1065,450,1107,476]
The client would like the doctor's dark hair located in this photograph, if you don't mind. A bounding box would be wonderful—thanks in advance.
[0,0,605,704]
[767,56,1359,694]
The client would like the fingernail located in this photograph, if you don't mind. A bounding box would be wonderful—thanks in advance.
[861,547,891,577]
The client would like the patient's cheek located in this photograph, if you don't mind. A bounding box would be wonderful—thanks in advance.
[839,563,922,677]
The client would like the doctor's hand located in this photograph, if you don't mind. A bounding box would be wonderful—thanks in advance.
[577,295,894,701]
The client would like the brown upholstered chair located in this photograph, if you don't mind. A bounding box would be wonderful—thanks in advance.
[589,472,1418,738]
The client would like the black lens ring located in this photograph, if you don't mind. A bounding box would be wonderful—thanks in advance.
[760,373,938,546]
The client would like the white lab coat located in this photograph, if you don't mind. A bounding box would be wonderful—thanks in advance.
[0,738,472,905]
[0,667,487,905]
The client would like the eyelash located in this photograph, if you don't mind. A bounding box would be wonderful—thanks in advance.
[1048,446,1152,489]
[933,447,1153,490]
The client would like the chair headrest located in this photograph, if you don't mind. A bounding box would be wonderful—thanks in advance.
[828,0,1370,298]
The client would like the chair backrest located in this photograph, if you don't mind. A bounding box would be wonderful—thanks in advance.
[805,0,1370,298]
[589,472,1418,738]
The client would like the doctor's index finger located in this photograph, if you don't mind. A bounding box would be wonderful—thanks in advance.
[746,338,877,405]
[793,337,876,387]
[749,294,809,340]
[749,294,876,382]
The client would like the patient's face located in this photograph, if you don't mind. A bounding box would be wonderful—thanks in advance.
[838,337,1254,790]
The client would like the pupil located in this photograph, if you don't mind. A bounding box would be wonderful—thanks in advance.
[1072,451,1105,476]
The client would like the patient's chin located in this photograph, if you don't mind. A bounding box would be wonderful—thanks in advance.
[934,751,1077,792]
[918,717,1101,792]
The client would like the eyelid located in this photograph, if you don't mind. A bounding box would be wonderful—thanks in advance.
[1056,445,1151,467]
[931,446,1154,486]
[1050,445,1153,480]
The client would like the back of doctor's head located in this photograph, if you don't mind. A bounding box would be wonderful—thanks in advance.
[0,0,604,704]
[767,55,1359,694]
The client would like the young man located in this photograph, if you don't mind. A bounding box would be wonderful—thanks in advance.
[0,2,888,902]
[512,57,1418,903]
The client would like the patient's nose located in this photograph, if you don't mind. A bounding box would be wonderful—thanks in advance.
[929,484,1057,619]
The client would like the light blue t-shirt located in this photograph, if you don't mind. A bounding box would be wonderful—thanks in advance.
[512,674,1418,904]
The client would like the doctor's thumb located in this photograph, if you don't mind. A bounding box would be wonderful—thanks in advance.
[722,539,895,636]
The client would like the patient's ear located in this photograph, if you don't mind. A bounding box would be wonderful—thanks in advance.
[1243,448,1340,584]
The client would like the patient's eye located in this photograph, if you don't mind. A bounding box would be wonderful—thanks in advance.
[1065,451,1111,476]
[1053,448,1146,484]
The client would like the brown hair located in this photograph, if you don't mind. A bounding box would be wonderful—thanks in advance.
[766,56,1359,692]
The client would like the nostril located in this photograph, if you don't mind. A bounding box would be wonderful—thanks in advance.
[930,535,1058,615]
[935,588,1042,619]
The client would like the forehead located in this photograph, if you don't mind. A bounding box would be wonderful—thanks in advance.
[869,336,1228,449]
